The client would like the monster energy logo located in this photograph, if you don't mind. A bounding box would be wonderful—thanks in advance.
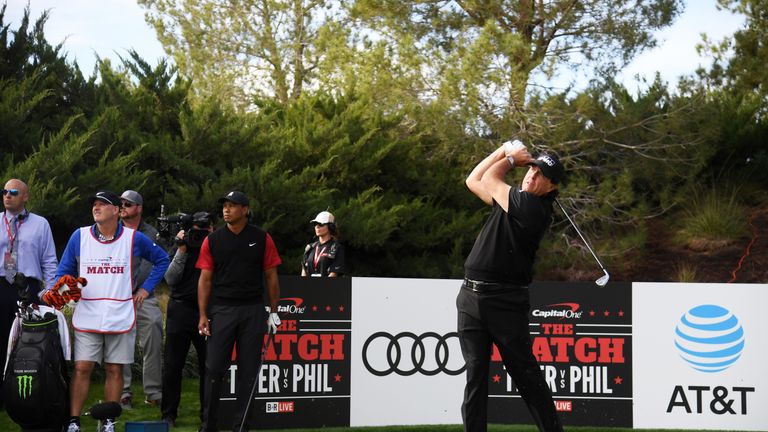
[17,375,33,399]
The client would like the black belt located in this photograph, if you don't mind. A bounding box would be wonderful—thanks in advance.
[462,278,526,292]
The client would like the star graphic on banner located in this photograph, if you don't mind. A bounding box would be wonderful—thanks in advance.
[325,305,331,312]
[492,374,501,383]
[618,310,625,317]
[312,305,318,312]
[339,305,345,312]
[589,310,595,316]
[614,376,623,385]
[603,310,610,317]
[335,374,343,382]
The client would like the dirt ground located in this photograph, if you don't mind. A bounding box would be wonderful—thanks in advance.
[545,207,768,284]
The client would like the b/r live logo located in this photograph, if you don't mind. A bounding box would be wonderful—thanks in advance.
[266,401,294,413]
[17,375,33,398]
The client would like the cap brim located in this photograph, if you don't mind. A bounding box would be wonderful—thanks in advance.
[89,198,118,206]
[218,197,247,205]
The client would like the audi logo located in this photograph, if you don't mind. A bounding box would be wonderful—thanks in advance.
[362,331,465,376]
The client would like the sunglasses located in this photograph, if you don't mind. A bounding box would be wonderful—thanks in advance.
[2,189,19,196]
[121,201,136,208]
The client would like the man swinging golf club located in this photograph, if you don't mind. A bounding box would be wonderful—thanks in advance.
[458,140,565,432]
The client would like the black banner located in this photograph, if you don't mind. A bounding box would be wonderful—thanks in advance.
[488,281,633,427]
[218,276,352,429]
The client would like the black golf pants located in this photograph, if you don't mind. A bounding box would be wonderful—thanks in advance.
[200,303,267,432]
[457,285,563,432]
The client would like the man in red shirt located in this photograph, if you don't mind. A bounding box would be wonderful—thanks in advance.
[196,191,281,432]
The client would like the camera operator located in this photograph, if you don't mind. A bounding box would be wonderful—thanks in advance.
[160,211,213,427]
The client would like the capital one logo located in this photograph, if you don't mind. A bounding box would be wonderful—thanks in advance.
[17,375,33,398]
[674,305,744,373]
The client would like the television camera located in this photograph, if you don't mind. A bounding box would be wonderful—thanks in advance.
[157,210,213,248]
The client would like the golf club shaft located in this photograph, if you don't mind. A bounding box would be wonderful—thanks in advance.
[239,332,275,432]
[555,199,608,274]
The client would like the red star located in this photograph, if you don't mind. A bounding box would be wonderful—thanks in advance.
[334,374,342,382]
[614,376,623,385]
[589,310,596,316]
[618,310,625,317]
[325,305,331,311]
[603,310,610,317]
[312,305,318,312]
[338,305,345,312]
[492,374,501,383]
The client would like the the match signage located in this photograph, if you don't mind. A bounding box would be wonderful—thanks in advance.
[487,281,633,427]
[219,276,351,429]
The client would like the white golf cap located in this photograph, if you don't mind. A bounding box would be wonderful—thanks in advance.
[310,211,335,225]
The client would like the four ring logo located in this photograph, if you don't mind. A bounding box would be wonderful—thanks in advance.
[362,332,465,376]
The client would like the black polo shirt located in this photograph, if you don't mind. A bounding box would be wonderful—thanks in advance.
[464,188,555,285]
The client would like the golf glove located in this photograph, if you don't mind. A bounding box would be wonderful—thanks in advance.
[503,139,525,157]
[266,306,281,334]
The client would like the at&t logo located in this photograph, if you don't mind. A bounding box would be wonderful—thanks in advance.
[674,304,744,372]
[667,304,754,415]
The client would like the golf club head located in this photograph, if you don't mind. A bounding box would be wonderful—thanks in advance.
[595,271,610,287]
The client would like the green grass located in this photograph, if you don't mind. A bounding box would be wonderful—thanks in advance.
[0,377,748,431]
[676,185,748,245]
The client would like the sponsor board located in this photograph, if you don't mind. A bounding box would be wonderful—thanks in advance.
[350,278,465,426]
[219,276,351,429]
[633,283,768,431]
[488,281,633,427]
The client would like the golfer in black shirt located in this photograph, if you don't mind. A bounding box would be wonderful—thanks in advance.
[196,191,282,432]
[458,141,565,432]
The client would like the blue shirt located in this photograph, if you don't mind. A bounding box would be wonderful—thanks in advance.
[56,223,170,294]
[0,211,58,289]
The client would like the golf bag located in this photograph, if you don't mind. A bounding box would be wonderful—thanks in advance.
[2,274,70,432]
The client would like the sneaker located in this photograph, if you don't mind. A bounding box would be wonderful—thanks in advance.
[100,418,117,432]
[66,422,81,432]
[162,416,176,427]
[120,394,133,410]
[145,396,162,407]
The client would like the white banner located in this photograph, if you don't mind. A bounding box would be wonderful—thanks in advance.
[633,282,768,431]
[350,277,465,427]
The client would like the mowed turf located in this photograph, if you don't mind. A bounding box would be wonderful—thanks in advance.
[0,377,748,431]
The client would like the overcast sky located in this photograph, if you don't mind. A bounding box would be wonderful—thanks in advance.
[4,0,746,92]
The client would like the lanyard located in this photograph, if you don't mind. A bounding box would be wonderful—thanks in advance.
[313,244,328,269]
[4,214,24,253]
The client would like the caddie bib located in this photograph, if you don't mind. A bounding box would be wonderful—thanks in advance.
[73,226,136,333]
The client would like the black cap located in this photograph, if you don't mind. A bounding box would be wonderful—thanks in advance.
[529,153,566,185]
[88,190,121,207]
[217,190,249,206]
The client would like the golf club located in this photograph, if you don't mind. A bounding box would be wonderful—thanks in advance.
[238,331,275,432]
[555,199,610,287]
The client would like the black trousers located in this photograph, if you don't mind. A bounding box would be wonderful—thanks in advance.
[162,299,207,422]
[200,303,266,432]
[457,283,563,432]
